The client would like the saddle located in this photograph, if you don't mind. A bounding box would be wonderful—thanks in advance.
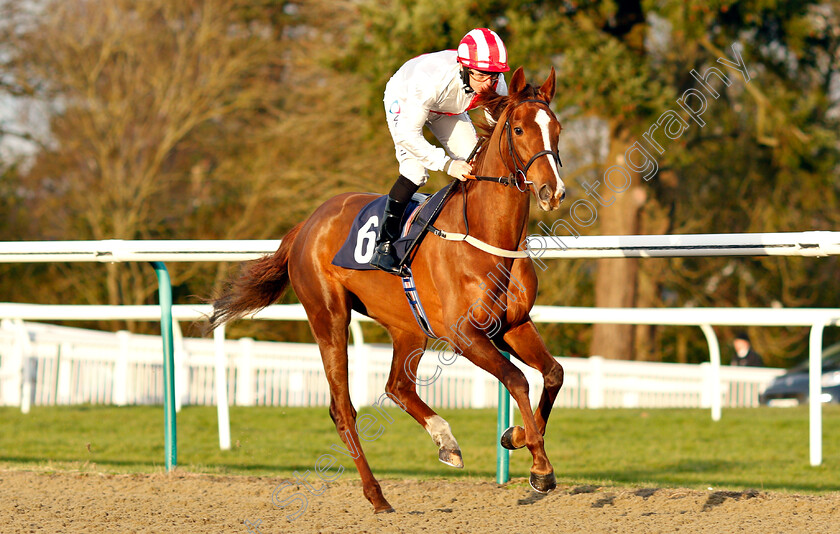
[329,183,457,338]
[331,182,457,272]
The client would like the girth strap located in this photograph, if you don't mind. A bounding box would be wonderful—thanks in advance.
[400,266,437,338]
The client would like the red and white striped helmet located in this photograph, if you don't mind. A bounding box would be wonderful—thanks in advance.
[457,28,509,72]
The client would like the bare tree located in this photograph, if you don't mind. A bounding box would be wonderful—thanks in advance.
[4,0,292,319]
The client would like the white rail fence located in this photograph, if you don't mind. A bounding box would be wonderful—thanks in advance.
[0,232,837,466]
[1,302,834,412]
[1,318,784,411]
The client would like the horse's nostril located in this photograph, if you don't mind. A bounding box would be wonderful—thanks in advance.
[558,188,566,203]
[539,184,552,203]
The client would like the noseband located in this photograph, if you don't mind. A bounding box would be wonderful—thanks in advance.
[468,98,563,194]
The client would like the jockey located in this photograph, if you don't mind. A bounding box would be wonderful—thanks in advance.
[369,28,510,274]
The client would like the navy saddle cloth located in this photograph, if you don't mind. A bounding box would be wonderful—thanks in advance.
[332,186,452,270]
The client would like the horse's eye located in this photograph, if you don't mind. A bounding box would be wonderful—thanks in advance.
[514,127,524,135]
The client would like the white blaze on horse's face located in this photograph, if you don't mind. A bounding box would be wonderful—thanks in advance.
[534,109,565,211]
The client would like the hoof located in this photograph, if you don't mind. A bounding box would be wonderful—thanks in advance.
[529,471,556,494]
[438,448,464,468]
[374,506,395,514]
[500,426,525,450]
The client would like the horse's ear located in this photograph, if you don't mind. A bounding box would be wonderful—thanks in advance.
[509,67,526,94]
[539,67,556,103]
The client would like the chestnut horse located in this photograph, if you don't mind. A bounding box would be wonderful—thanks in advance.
[208,67,566,513]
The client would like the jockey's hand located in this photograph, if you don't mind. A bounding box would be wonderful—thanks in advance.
[444,159,472,181]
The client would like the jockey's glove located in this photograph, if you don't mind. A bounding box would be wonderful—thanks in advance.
[444,158,471,181]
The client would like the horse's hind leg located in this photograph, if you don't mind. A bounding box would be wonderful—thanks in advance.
[383,328,463,468]
[298,286,393,513]
[495,320,564,450]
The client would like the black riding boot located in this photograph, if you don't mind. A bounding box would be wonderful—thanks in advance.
[370,175,418,275]
[369,196,408,275]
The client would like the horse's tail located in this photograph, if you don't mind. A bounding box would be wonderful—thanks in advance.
[206,222,304,333]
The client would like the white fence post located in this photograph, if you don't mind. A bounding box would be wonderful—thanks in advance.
[349,319,368,407]
[0,320,12,406]
[699,362,712,409]
[3,319,24,408]
[236,337,254,406]
[57,342,72,405]
[213,325,231,451]
[699,324,722,421]
[20,356,35,414]
[173,321,187,412]
[809,321,825,466]
[471,364,487,408]
[113,331,130,406]
[15,320,36,414]
[588,356,605,409]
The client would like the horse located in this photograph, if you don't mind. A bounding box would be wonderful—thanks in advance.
[207,66,566,514]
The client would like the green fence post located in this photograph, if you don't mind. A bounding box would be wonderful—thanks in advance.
[496,351,512,484]
[150,261,177,471]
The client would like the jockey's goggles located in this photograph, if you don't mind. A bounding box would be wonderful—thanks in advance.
[467,69,501,82]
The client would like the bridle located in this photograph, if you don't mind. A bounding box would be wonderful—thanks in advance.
[467,98,563,194]
[418,99,563,261]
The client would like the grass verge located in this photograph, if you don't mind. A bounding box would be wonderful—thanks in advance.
[1,404,838,493]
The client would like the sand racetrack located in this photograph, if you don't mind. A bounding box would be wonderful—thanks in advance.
[2,469,839,533]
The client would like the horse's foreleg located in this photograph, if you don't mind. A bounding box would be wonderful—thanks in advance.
[496,320,564,450]
[453,330,556,493]
[384,328,463,468]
